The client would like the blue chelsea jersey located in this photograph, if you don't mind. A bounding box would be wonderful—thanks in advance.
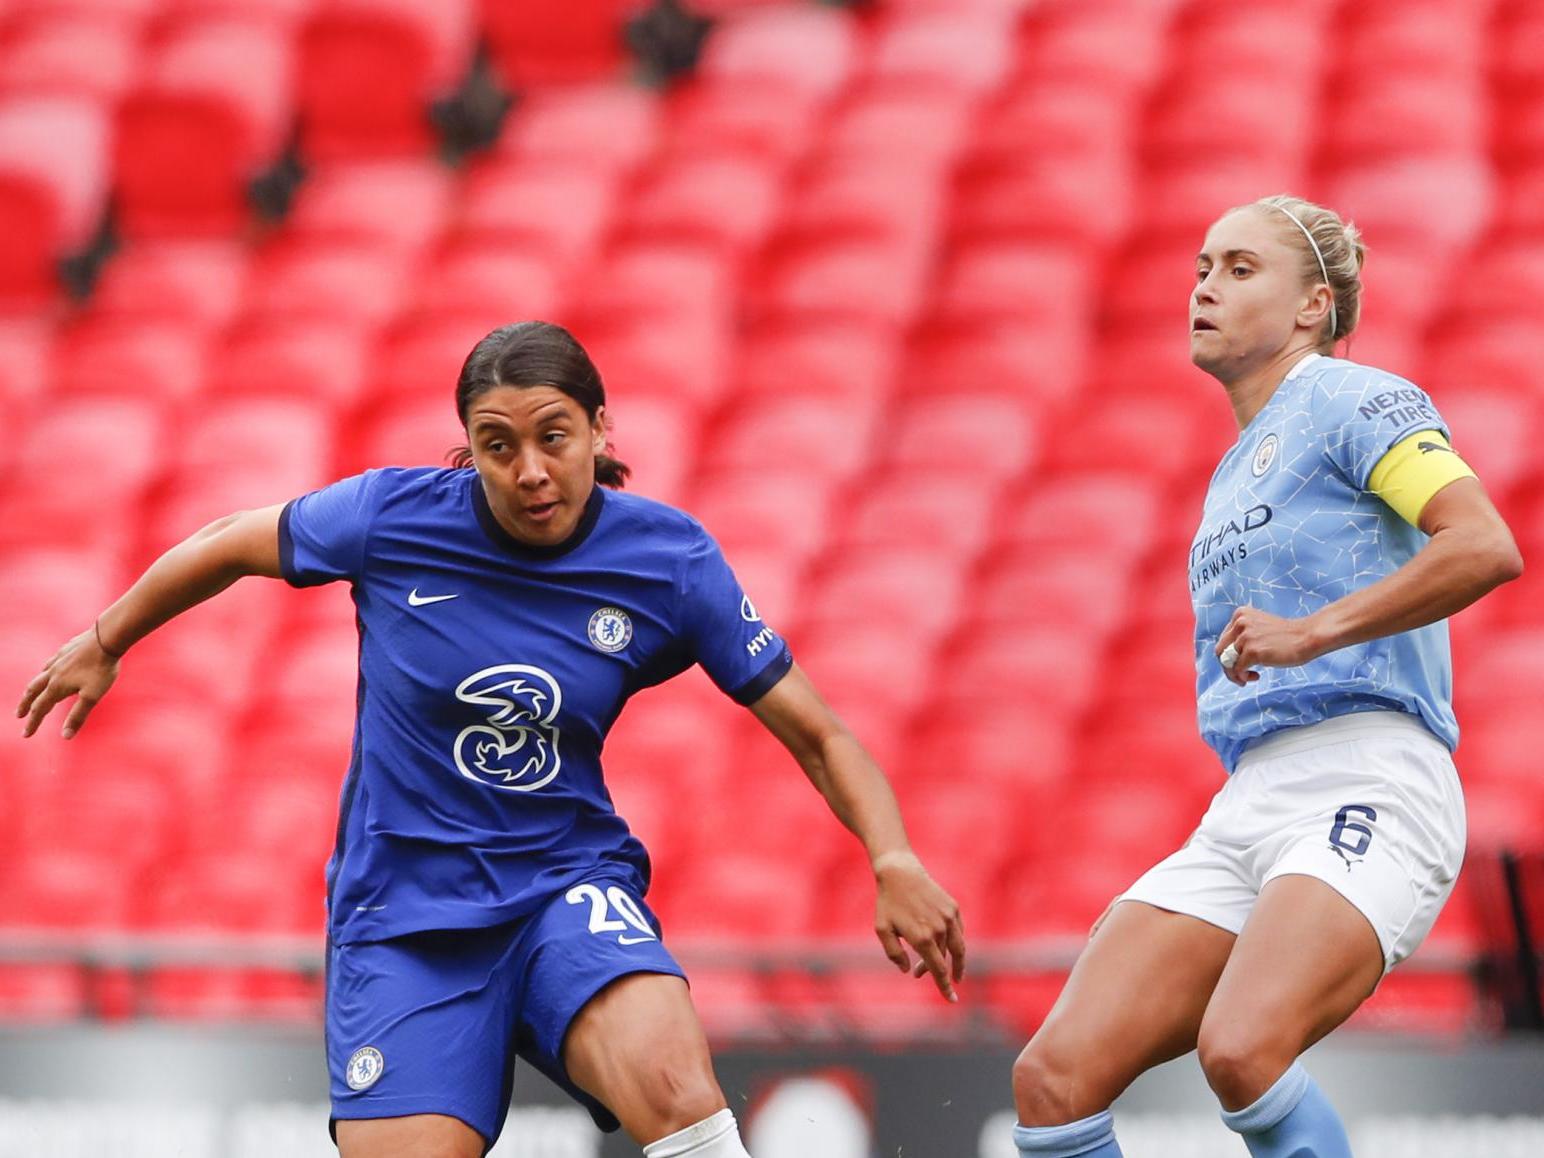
[1190,355,1459,771]
[278,467,793,943]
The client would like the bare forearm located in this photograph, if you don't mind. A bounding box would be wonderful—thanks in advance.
[97,509,282,655]
[797,730,914,868]
[1307,526,1521,656]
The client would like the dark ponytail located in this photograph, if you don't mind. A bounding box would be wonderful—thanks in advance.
[450,321,631,488]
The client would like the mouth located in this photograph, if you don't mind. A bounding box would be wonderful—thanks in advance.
[1191,318,1217,333]
[524,499,561,523]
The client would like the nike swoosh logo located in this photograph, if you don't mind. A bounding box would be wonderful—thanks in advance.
[407,589,459,606]
[618,935,657,946]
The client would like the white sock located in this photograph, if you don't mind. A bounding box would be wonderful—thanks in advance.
[642,1109,751,1157]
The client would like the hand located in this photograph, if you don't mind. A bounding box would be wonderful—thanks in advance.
[1214,605,1323,686]
[17,626,120,739]
[872,850,966,1003]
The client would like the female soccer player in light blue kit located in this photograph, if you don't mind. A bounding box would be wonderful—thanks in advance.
[1010,195,1523,1158]
[18,321,966,1158]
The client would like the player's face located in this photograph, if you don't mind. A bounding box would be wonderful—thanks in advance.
[1190,209,1315,382]
[465,385,607,546]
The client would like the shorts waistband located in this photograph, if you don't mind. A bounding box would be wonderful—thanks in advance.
[1235,711,1440,770]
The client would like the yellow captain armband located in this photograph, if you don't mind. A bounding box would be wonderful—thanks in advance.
[1367,430,1478,527]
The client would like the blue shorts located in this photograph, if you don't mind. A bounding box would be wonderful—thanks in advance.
[326,875,686,1149]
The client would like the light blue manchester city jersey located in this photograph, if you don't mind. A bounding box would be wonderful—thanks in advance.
[1191,354,1459,771]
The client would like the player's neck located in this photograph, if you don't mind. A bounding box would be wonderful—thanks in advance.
[1220,343,1322,431]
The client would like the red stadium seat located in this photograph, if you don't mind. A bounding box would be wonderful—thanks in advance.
[965,80,1133,170]
[1427,326,1544,403]
[457,162,620,270]
[1321,158,1494,256]
[660,78,818,165]
[930,242,1093,331]
[494,84,660,175]
[0,394,165,551]
[480,0,640,88]
[139,849,323,933]
[1142,161,1309,243]
[837,474,1000,556]
[1169,7,1328,84]
[1018,0,1170,96]
[0,95,110,304]
[733,322,899,404]
[751,237,928,329]
[373,313,497,402]
[88,239,250,330]
[950,149,1133,255]
[409,242,566,324]
[0,848,136,931]
[623,155,783,255]
[297,0,474,159]
[242,238,413,328]
[196,773,338,862]
[1001,472,1164,557]
[172,396,332,495]
[604,392,701,506]
[702,394,882,480]
[783,158,945,249]
[339,395,463,474]
[23,763,185,877]
[0,15,143,103]
[1047,391,1215,480]
[821,86,972,166]
[0,317,50,406]
[210,319,371,410]
[793,623,937,718]
[656,851,817,940]
[943,623,1102,720]
[115,19,295,237]
[578,242,734,330]
[284,159,455,258]
[1432,387,1535,497]
[580,316,731,411]
[1334,4,1487,83]
[697,5,859,101]
[866,11,1016,96]
[49,315,209,403]
[688,468,836,566]
[1321,77,1488,170]
[800,549,967,643]
[878,390,1042,483]
[902,702,1075,800]
[1144,82,1314,176]
[901,323,1087,405]
[143,967,322,1022]
[970,547,1135,641]
[0,965,89,1022]
[3,547,118,635]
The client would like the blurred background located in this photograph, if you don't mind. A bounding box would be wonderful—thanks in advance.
[1,0,1543,1153]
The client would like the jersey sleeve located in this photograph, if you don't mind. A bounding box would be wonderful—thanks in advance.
[1317,369,1454,490]
[278,471,382,587]
[678,526,793,705]
[1366,429,1478,527]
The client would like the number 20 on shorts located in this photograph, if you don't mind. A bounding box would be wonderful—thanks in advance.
[566,883,659,945]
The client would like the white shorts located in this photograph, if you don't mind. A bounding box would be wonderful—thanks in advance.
[1120,711,1466,971]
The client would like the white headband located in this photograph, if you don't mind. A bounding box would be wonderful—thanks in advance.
[1273,204,1338,340]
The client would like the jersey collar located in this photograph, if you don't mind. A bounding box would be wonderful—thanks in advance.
[470,474,606,561]
[1284,352,1323,380]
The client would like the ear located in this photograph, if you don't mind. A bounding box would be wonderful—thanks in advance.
[591,405,608,455]
[1297,284,1333,331]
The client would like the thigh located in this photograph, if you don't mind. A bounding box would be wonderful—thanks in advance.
[327,928,517,1150]
[1202,872,1384,1060]
[1017,899,1237,1121]
[562,973,725,1143]
[336,1115,483,1158]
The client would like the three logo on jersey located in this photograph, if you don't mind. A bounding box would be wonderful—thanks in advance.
[427,593,772,792]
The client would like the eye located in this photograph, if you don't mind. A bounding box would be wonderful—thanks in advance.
[544,430,567,446]
[1195,267,1210,283]
[486,439,509,454]
[1232,265,1251,277]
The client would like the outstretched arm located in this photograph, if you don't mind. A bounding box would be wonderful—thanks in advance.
[748,664,966,1001]
[17,504,286,737]
[1215,477,1523,683]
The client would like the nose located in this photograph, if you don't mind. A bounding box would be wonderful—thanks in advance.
[1193,271,1219,306]
[513,446,550,488]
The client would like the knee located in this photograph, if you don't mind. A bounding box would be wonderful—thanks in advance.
[1196,1022,1293,1112]
[1013,1037,1098,1127]
[636,1061,726,1138]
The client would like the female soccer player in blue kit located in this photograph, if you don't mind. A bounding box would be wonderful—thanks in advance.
[18,321,966,1158]
[1009,195,1523,1158]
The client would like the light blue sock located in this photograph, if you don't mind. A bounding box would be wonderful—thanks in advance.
[1219,1062,1352,1157]
[1014,1110,1123,1156]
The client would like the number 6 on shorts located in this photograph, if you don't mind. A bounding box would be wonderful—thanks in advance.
[1328,804,1377,857]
